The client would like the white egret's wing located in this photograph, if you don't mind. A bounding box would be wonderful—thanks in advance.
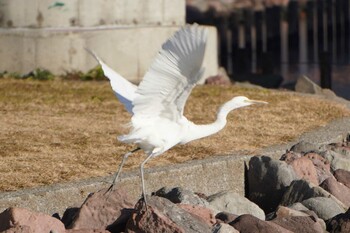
[132,25,207,121]
[85,48,137,114]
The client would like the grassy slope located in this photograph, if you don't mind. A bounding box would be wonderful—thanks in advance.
[1,78,350,191]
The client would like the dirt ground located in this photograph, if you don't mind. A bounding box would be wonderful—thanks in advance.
[1,78,350,191]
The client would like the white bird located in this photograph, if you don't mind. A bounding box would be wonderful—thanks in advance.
[87,25,267,206]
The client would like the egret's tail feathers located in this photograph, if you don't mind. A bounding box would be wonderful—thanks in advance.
[85,48,137,114]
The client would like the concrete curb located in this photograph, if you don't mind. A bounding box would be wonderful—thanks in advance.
[1,117,350,216]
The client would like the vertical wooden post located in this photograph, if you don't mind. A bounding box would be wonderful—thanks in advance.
[313,1,318,63]
[251,10,257,73]
[299,5,308,75]
[319,52,332,89]
[332,0,337,63]
[280,7,289,80]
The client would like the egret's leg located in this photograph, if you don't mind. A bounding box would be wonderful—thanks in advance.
[107,147,140,192]
[140,153,155,207]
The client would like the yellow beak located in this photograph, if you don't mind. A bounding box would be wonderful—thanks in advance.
[244,99,268,105]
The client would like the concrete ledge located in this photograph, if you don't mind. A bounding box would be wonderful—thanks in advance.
[0,153,251,216]
[0,25,218,83]
[0,0,185,28]
[1,117,350,216]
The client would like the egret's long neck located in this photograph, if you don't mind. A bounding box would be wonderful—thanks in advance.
[182,100,240,144]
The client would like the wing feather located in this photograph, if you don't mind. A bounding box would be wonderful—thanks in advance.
[85,48,137,114]
[132,25,208,122]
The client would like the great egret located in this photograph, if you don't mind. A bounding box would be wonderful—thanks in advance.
[87,25,267,206]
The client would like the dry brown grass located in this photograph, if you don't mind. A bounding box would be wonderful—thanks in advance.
[1,78,350,191]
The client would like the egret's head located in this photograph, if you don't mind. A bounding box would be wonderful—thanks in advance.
[228,96,268,109]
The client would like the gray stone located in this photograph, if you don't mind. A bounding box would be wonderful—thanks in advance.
[207,190,265,220]
[247,156,297,213]
[295,75,324,95]
[289,202,310,212]
[320,177,350,208]
[212,223,239,233]
[153,187,209,207]
[302,197,345,220]
[320,150,350,171]
[289,141,322,154]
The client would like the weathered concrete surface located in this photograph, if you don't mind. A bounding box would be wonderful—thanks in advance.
[0,154,250,216]
[0,25,218,83]
[0,0,185,28]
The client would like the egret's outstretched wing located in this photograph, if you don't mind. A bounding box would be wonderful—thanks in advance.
[132,25,207,121]
[85,48,137,114]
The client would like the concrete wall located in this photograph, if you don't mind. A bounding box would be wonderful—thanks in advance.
[0,0,219,82]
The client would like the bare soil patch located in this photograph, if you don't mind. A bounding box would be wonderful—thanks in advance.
[1,78,350,191]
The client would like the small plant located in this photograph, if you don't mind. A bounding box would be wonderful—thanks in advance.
[81,65,105,81]
[22,68,54,80]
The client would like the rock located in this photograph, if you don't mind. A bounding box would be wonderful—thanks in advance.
[126,196,212,233]
[207,190,265,220]
[205,67,231,85]
[320,177,350,207]
[289,202,310,212]
[1,225,33,233]
[212,223,239,233]
[229,214,292,233]
[67,187,134,231]
[304,152,332,184]
[0,207,65,233]
[247,156,297,213]
[66,230,110,233]
[178,203,216,226]
[288,156,319,185]
[295,75,323,95]
[320,150,350,171]
[302,197,345,220]
[272,215,325,233]
[280,151,302,163]
[153,187,209,207]
[289,141,322,154]
[334,169,350,189]
[280,179,347,210]
[215,212,238,223]
[273,206,326,232]
[326,208,350,233]
[61,207,79,228]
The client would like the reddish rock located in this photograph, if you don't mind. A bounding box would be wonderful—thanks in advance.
[289,156,319,185]
[229,214,292,233]
[68,187,134,231]
[304,152,332,183]
[205,74,231,85]
[1,225,33,233]
[66,230,110,233]
[334,169,350,189]
[0,207,65,233]
[272,215,325,233]
[215,212,238,223]
[126,196,212,233]
[320,177,350,207]
[177,203,216,226]
[326,208,350,233]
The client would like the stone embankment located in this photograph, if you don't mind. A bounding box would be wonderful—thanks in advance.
[1,136,350,232]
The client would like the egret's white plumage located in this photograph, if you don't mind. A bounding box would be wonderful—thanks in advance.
[87,25,267,206]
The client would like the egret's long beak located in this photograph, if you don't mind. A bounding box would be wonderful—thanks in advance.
[244,99,268,105]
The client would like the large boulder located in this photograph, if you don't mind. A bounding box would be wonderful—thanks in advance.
[320,177,350,207]
[247,156,297,213]
[302,197,345,220]
[229,214,292,233]
[153,187,209,207]
[125,196,212,233]
[207,190,265,220]
[67,187,134,231]
[212,223,239,233]
[0,207,65,233]
[320,149,350,171]
[334,169,350,189]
